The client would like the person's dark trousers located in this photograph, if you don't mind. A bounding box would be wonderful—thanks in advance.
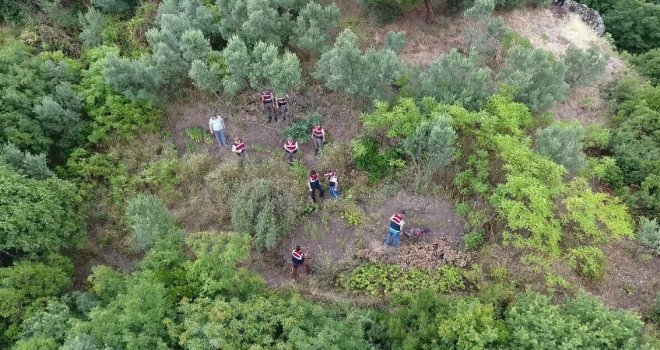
[310,182,325,203]
[292,261,311,278]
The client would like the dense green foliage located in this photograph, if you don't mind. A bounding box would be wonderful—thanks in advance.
[604,75,660,220]
[315,29,404,101]
[0,166,83,254]
[496,46,569,113]
[3,0,660,348]
[581,0,660,54]
[534,121,588,174]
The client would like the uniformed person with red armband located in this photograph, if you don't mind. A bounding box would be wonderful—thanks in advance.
[261,89,277,123]
[284,136,299,163]
[307,170,325,203]
[291,245,311,278]
[232,137,246,162]
[311,123,325,155]
[384,210,406,248]
[275,93,290,121]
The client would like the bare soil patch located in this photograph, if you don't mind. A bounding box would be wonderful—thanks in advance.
[586,241,660,315]
[255,190,466,288]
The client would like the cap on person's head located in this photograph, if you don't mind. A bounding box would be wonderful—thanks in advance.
[311,170,317,175]
[326,169,333,174]
[399,210,406,215]
[234,136,240,142]
[287,136,293,141]
[295,245,301,251]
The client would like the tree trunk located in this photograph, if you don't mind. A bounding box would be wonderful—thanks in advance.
[424,0,435,24]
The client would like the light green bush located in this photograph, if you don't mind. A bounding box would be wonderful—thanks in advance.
[637,217,660,254]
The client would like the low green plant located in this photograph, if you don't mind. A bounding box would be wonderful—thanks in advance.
[654,292,660,323]
[340,203,364,226]
[567,246,608,280]
[640,254,653,262]
[281,113,323,144]
[581,97,597,110]
[490,265,508,282]
[352,135,405,184]
[185,141,197,153]
[202,132,214,144]
[583,124,610,149]
[464,229,486,250]
[637,217,660,255]
[340,263,466,297]
[185,127,204,143]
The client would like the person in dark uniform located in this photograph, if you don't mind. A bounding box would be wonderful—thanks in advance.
[291,245,311,278]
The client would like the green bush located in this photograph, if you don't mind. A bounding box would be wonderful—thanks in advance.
[637,217,660,254]
[506,291,645,349]
[534,121,588,174]
[464,229,486,250]
[231,179,300,251]
[627,48,660,86]
[280,113,323,144]
[0,166,84,254]
[340,263,466,296]
[414,49,493,110]
[351,135,405,184]
[356,0,402,23]
[125,194,183,253]
[385,31,407,53]
[314,28,404,101]
[567,246,608,279]
[583,124,611,150]
[562,44,609,88]
[496,46,569,113]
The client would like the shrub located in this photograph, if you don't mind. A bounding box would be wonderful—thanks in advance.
[567,246,608,279]
[496,46,569,113]
[627,48,660,86]
[20,300,71,343]
[340,263,466,296]
[0,166,84,254]
[351,135,405,184]
[561,44,609,88]
[534,121,587,174]
[292,2,341,56]
[464,0,506,60]
[314,28,404,101]
[125,194,183,252]
[356,0,402,23]
[405,114,458,188]
[583,124,611,150]
[637,217,660,254]
[415,49,493,110]
[385,31,407,53]
[281,113,323,144]
[438,299,502,349]
[464,229,486,250]
[0,143,54,180]
[231,178,300,251]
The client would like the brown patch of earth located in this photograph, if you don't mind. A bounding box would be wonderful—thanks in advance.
[586,240,660,315]
[253,190,466,288]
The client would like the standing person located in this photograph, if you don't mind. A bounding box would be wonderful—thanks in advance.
[311,123,325,155]
[307,170,325,203]
[284,136,298,163]
[261,89,277,123]
[275,93,290,121]
[384,210,406,248]
[324,169,340,199]
[291,245,311,278]
[232,137,246,161]
[208,114,226,149]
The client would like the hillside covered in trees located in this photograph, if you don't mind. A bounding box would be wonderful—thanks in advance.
[2,0,660,349]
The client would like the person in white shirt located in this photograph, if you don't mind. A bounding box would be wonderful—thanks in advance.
[208,114,226,149]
